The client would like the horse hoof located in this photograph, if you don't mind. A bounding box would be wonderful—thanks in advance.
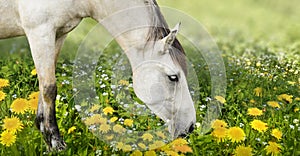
[53,140,67,151]
[45,133,67,152]
[50,137,67,151]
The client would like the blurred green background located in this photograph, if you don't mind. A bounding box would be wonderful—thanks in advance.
[0,0,299,59]
[160,0,300,43]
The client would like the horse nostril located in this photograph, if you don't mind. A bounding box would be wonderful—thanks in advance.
[188,124,195,133]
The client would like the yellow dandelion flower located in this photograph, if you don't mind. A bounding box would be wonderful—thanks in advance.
[3,116,23,133]
[142,133,153,141]
[103,106,115,115]
[122,144,132,152]
[294,108,299,112]
[277,94,293,103]
[250,99,256,104]
[295,97,300,101]
[124,119,133,127]
[116,142,124,150]
[138,143,146,149]
[31,69,37,76]
[256,62,261,67]
[0,131,16,147]
[105,134,114,140]
[227,127,245,143]
[110,117,118,123]
[84,114,103,125]
[119,79,129,86]
[68,126,76,134]
[265,141,281,155]
[215,96,226,103]
[156,131,166,139]
[234,145,253,156]
[144,151,156,156]
[173,144,193,154]
[160,143,171,152]
[287,81,296,85]
[267,101,280,108]
[211,119,228,129]
[247,108,263,116]
[254,87,262,97]
[130,150,143,156]
[11,98,28,114]
[116,143,131,152]
[92,114,102,121]
[93,114,103,122]
[99,124,110,133]
[103,145,109,151]
[164,151,179,156]
[0,78,9,88]
[29,91,39,99]
[271,129,282,140]
[149,143,158,150]
[84,117,95,126]
[149,141,165,150]
[0,91,6,102]
[211,127,227,142]
[155,140,165,147]
[98,117,107,124]
[171,138,188,146]
[90,104,101,112]
[113,124,125,133]
[246,61,251,66]
[250,120,268,132]
[27,98,38,113]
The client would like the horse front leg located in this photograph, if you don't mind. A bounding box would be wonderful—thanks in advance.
[26,25,66,151]
[37,83,64,151]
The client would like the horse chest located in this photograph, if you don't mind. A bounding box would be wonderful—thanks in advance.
[0,0,24,39]
[55,18,82,38]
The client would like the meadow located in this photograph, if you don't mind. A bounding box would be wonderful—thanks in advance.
[0,0,299,155]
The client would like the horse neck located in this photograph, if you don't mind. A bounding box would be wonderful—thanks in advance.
[88,0,152,51]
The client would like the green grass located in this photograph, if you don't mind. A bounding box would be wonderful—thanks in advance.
[0,0,300,155]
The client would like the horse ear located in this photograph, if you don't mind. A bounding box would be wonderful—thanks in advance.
[162,22,181,53]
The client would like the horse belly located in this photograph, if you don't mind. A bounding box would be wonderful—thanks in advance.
[0,0,25,39]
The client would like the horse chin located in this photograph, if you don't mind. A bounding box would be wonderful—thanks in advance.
[142,100,196,138]
[177,123,195,138]
[165,117,194,139]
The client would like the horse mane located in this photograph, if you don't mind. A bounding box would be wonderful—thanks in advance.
[146,0,187,76]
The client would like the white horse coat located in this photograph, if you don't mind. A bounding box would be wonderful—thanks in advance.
[0,0,196,150]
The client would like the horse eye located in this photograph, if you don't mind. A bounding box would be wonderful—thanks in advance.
[168,75,179,82]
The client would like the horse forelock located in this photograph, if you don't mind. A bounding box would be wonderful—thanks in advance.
[145,0,187,76]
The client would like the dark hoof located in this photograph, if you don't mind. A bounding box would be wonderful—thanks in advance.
[43,129,67,151]
[49,137,67,151]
